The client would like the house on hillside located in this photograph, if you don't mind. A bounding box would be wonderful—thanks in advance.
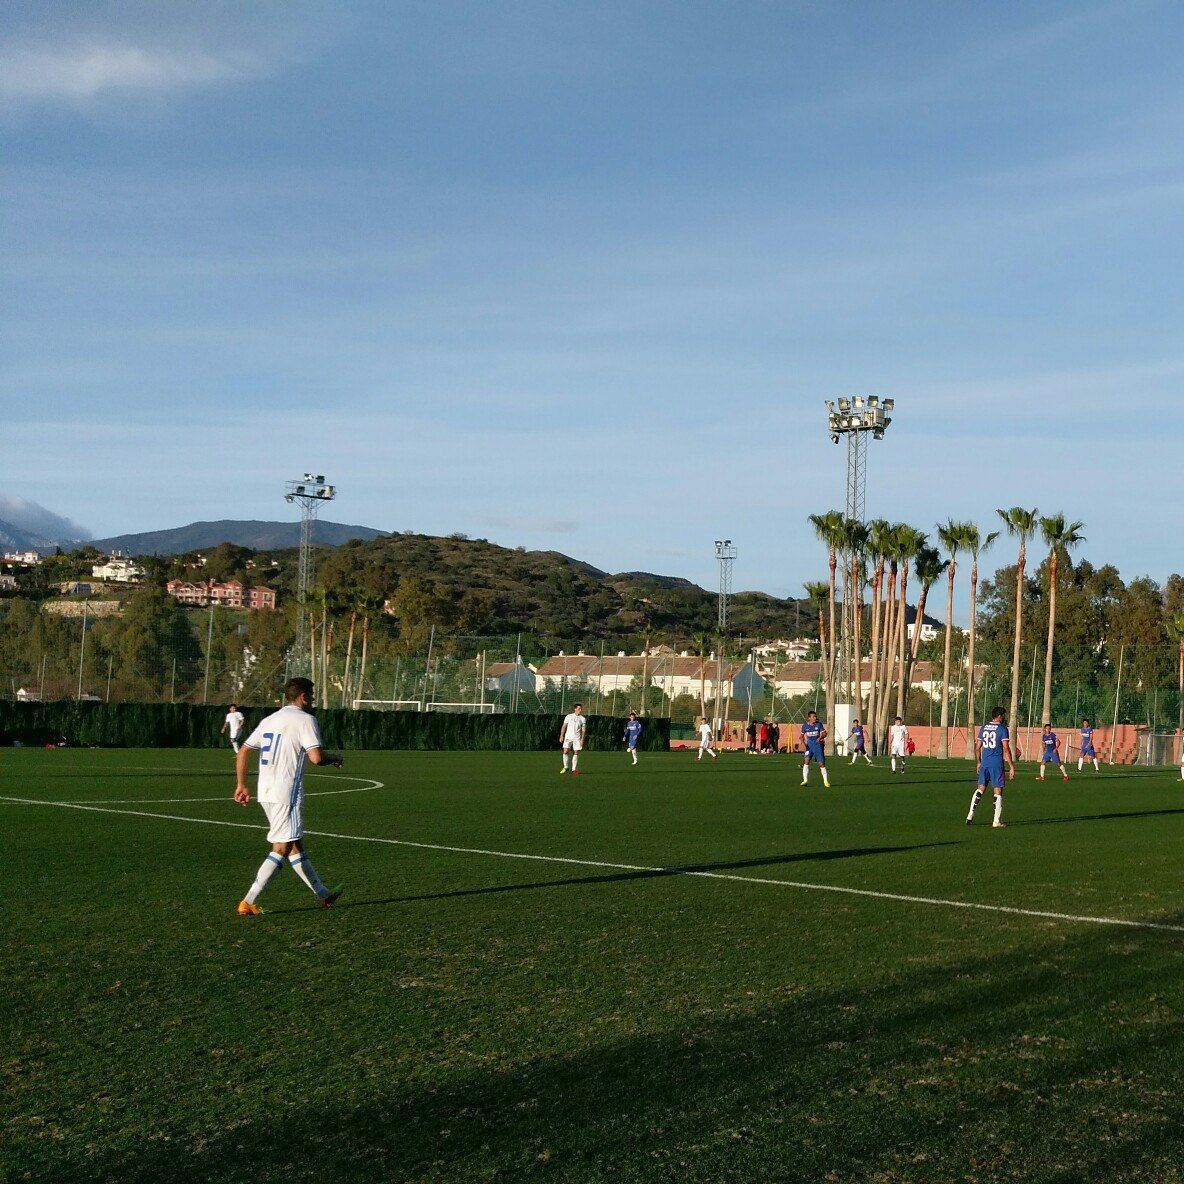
[91,554,144,583]
[3,550,41,565]
[771,659,987,701]
[905,605,942,645]
[483,659,537,697]
[0,574,16,591]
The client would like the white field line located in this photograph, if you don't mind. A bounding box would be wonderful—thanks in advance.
[1,792,1182,934]
[19,772,381,806]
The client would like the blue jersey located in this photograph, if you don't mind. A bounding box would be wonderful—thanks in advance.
[978,722,1009,771]
[624,720,642,747]
[1080,726,1095,754]
[802,721,825,751]
[1042,732,1060,760]
[850,725,865,749]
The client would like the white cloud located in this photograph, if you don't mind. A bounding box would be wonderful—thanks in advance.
[0,43,258,101]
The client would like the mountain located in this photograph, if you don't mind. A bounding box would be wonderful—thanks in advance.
[88,519,388,556]
[0,496,90,552]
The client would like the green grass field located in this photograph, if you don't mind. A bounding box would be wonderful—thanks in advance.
[6,746,1184,1183]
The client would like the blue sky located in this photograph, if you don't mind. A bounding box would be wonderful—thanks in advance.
[4,1,1184,598]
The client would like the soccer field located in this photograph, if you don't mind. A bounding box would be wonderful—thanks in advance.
[6,748,1184,1183]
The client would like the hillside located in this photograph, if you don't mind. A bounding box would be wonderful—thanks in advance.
[88,519,387,556]
[315,533,817,642]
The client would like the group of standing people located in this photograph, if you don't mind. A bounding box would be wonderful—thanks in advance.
[745,719,782,754]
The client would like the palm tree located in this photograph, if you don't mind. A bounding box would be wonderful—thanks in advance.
[847,520,871,723]
[873,526,905,747]
[692,630,712,718]
[963,524,999,756]
[892,527,928,724]
[865,519,892,744]
[805,581,829,720]
[935,521,973,758]
[353,588,386,708]
[808,510,846,740]
[1168,612,1184,733]
[996,507,1040,734]
[907,544,947,710]
[1037,514,1086,726]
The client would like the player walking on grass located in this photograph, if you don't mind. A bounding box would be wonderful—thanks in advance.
[848,719,872,765]
[233,677,344,916]
[696,717,718,761]
[889,716,909,773]
[1078,718,1101,772]
[1038,724,1069,781]
[221,704,245,753]
[560,703,586,775]
[800,711,830,787]
[967,707,1015,829]
[623,711,642,765]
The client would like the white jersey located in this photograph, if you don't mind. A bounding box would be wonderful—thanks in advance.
[224,710,245,738]
[699,723,714,745]
[561,713,586,748]
[244,705,324,804]
[890,723,909,754]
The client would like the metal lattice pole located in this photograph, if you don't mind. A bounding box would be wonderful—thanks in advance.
[714,540,736,733]
[285,474,336,677]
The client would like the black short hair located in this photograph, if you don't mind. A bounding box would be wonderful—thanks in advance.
[991,706,1005,720]
[573,702,583,709]
[806,710,817,718]
[228,703,237,711]
[284,677,314,703]
[1043,722,1052,728]
[894,715,902,722]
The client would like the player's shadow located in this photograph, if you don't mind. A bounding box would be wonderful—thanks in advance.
[321,840,962,913]
[1011,807,1184,827]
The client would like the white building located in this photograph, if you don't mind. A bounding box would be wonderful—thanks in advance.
[0,573,16,591]
[92,554,144,583]
[533,651,766,704]
[3,550,41,565]
[905,605,941,645]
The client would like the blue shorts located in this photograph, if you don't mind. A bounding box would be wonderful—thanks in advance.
[627,740,638,750]
[1043,752,1061,765]
[805,745,825,765]
[1081,745,1096,757]
[978,765,1006,789]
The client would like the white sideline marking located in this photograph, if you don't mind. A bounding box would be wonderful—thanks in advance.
[62,773,383,805]
[1,792,1182,934]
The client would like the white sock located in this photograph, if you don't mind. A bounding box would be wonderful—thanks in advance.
[1039,764,1045,778]
[1093,758,1100,771]
[802,764,810,783]
[631,750,638,764]
[563,751,571,770]
[288,853,328,900]
[245,852,285,904]
[231,740,241,753]
[864,753,872,765]
[993,793,1003,825]
[571,753,579,771]
[1077,758,1083,771]
[821,767,830,787]
[967,788,983,819]
[891,756,897,772]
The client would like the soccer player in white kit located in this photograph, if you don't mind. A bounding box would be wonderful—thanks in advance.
[232,677,344,916]
[221,703,245,753]
[559,703,586,775]
[889,716,909,773]
[696,718,718,761]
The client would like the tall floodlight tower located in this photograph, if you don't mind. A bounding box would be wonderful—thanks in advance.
[714,539,737,732]
[824,397,894,717]
[284,473,336,674]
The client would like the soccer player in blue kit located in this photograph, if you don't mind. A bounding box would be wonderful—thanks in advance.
[800,710,830,787]
[623,712,642,766]
[967,706,1015,828]
[1078,718,1101,772]
[848,719,873,765]
[1038,724,1069,781]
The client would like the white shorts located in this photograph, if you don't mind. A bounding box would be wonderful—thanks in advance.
[260,795,303,844]
[563,741,584,753]
[891,744,907,757]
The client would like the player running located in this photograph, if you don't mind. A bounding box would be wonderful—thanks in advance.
[1078,718,1101,772]
[889,716,909,773]
[560,703,587,775]
[696,717,718,762]
[967,706,1015,829]
[232,677,344,915]
[1038,724,1069,781]
[623,711,642,765]
[800,711,830,787]
[221,703,245,753]
[848,719,872,765]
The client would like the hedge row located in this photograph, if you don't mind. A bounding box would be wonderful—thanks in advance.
[0,701,670,752]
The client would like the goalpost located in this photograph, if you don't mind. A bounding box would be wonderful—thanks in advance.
[351,699,503,714]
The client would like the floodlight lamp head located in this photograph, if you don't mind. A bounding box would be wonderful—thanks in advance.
[883,398,895,411]
[824,399,835,411]
[868,395,879,406]
[853,396,864,408]
[830,432,840,444]
[837,396,851,412]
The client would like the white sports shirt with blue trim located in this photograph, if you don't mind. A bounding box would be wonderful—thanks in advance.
[244,705,324,803]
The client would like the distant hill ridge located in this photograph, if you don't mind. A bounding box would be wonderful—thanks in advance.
[87,519,388,556]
